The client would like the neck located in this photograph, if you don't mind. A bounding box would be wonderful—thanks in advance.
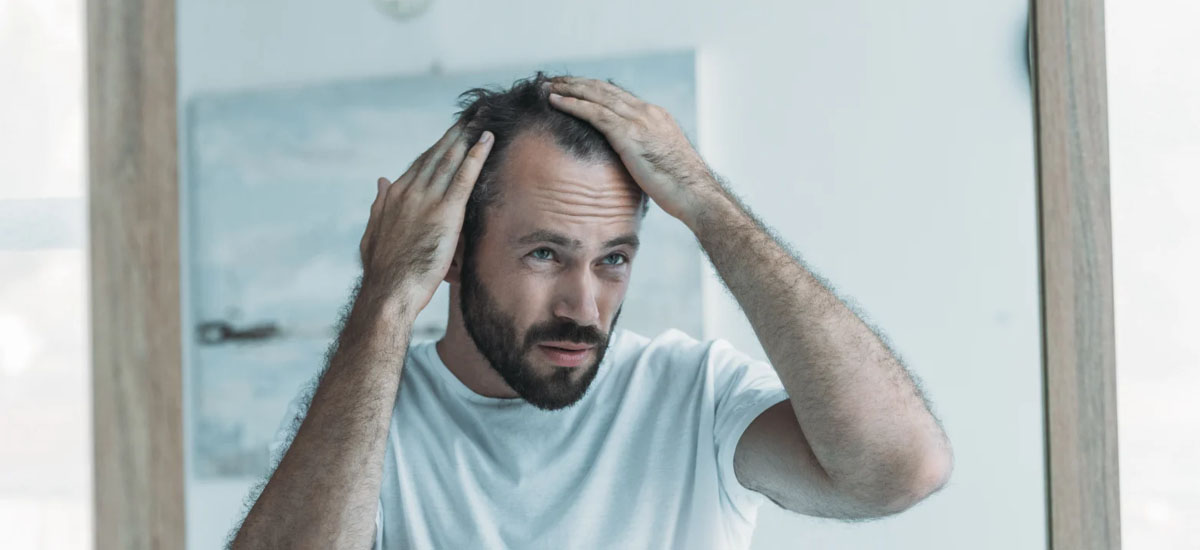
[435,284,520,399]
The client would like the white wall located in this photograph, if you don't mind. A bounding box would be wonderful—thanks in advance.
[178,1,1043,548]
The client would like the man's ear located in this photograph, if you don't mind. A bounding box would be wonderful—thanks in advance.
[444,233,466,284]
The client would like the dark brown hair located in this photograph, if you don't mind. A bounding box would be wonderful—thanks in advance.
[453,71,650,260]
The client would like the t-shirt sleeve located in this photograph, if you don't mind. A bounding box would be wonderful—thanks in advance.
[708,338,790,521]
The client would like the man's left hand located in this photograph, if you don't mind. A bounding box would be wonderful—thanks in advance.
[544,77,724,230]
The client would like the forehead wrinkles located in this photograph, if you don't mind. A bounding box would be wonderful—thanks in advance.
[526,177,642,221]
[490,129,643,225]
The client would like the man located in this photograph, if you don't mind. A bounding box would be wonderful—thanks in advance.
[231,72,953,549]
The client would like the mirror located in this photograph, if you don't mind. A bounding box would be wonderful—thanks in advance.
[177,1,1043,548]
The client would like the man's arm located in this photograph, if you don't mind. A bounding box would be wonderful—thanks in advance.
[692,185,953,517]
[231,121,494,548]
[232,289,412,548]
[544,77,952,518]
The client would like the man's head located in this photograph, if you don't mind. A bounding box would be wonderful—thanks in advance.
[447,72,649,411]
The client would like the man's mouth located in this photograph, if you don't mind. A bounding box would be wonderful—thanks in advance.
[539,341,594,351]
[537,342,595,367]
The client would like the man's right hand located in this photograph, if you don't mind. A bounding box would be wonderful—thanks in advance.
[358,120,495,317]
[234,120,494,550]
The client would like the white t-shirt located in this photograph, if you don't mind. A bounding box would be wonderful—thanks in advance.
[271,327,790,549]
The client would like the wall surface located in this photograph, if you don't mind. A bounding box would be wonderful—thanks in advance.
[177,1,1043,548]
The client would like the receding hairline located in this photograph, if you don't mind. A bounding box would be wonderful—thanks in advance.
[480,127,647,209]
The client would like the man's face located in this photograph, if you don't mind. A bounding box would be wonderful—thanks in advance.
[458,130,643,411]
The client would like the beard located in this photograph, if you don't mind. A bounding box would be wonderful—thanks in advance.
[458,252,621,411]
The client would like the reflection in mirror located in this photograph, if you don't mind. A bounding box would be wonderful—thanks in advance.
[178,1,1041,549]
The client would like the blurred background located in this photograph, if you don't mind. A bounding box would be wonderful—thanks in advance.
[1,0,1196,548]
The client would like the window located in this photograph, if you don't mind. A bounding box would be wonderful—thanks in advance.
[0,0,92,547]
[1109,0,1200,546]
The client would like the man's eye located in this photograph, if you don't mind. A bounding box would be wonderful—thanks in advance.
[603,253,628,266]
[530,248,554,261]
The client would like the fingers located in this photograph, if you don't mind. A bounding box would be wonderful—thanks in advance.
[396,148,432,184]
[545,77,642,119]
[426,132,472,195]
[395,119,465,187]
[412,120,466,186]
[372,177,389,219]
[600,78,642,103]
[547,92,626,135]
[360,176,390,264]
[444,131,494,202]
[362,122,490,275]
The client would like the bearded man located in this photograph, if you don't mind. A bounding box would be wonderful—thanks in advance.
[231,73,953,550]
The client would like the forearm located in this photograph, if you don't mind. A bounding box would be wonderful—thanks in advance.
[233,284,413,549]
[688,182,951,506]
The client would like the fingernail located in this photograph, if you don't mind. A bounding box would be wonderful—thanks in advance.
[549,92,562,101]
[479,131,493,144]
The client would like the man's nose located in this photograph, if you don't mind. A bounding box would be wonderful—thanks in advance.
[552,267,601,328]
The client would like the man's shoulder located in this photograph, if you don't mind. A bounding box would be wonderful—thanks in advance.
[600,327,749,410]
[612,326,705,351]
[610,327,768,378]
[608,327,718,373]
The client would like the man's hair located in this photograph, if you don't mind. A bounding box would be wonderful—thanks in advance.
[452,71,650,260]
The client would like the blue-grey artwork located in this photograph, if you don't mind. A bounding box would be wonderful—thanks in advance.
[187,50,702,477]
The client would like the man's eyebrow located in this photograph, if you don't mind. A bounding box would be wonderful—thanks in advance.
[512,230,640,251]
[513,230,582,249]
[603,234,640,250]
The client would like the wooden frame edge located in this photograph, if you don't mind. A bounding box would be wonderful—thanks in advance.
[1031,0,1121,548]
[88,0,185,547]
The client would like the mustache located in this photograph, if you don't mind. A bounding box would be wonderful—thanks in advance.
[523,319,606,348]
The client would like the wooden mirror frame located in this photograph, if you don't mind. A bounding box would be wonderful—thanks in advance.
[86,0,1120,547]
